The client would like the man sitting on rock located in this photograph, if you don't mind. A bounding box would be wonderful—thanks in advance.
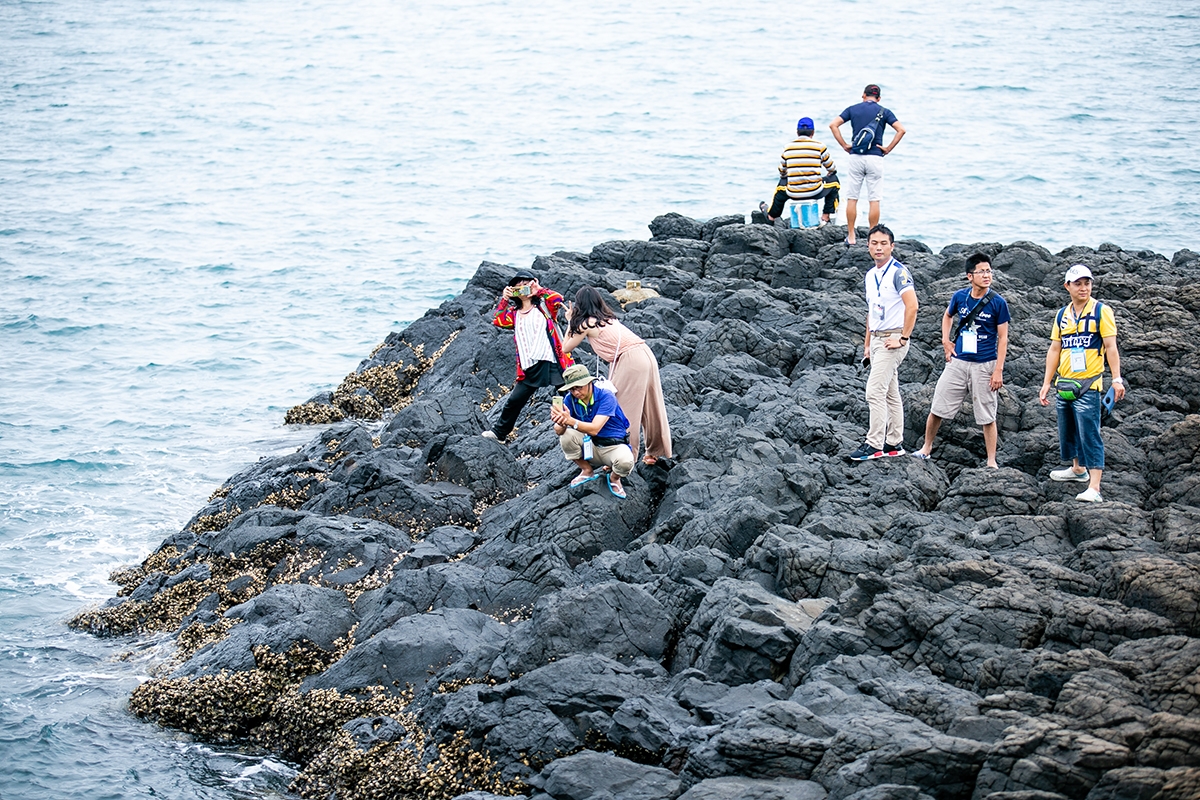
[550,364,634,499]
[914,252,1010,468]
[759,116,839,226]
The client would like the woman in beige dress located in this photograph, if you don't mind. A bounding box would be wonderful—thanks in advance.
[562,287,672,465]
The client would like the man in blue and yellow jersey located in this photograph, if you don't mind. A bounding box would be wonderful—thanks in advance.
[759,117,839,225]
[1038,264,1126,502]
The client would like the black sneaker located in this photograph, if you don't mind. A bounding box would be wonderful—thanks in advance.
[847,442,884,461]
[883,442,906,457]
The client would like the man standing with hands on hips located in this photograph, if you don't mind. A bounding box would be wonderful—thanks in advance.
[849,224,918,461]
[1038,264,1125,502]
[914,253,1010,467]
[829,83,905,245]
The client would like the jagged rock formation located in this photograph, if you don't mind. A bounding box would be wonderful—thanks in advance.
[75,216,1200,800]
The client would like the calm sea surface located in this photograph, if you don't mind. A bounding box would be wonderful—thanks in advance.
[2,0,1198,796]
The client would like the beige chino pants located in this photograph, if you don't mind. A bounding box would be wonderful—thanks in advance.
[866,335,910,448]
[559,427,635,478]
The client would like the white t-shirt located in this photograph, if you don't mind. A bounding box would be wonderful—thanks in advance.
[514,307,555,369]
[864,257,915,332]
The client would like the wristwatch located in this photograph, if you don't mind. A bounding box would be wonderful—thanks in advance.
[572,422,579,430]
[899,336,910,343]
[1112,378,1125,386]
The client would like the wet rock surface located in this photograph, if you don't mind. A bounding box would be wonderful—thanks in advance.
[76,217,1200,799]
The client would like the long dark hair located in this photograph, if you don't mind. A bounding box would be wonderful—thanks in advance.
[568,286,618,336]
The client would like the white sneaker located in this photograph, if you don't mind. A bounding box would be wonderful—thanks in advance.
[1076,487,1103,503]
[1050,467,1089,482]
[481,431,498,440]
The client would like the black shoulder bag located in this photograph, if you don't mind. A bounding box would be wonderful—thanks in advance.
[851,107,887,154]
[950,290,993,345]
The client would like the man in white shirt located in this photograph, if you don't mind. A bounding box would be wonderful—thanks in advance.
[849,224,919,460]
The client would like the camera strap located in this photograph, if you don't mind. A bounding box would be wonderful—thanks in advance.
[950,290,993,345]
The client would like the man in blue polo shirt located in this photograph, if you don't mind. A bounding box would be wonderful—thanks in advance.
[829,84,905,245]
[914,253,1011,467]
[550,364,635,499]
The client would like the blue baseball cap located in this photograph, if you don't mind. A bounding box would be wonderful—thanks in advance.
[797,117,814,130]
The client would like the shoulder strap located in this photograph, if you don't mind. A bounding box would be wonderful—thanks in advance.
[1058,302,1107,352]
[950,290,993,344]
[536,298,565,350]
[1089,302,1106,350]
[592,323,624,380]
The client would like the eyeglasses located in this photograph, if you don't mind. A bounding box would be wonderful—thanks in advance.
[970,270,993,276]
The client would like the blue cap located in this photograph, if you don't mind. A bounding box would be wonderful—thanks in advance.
[797,117,814,130]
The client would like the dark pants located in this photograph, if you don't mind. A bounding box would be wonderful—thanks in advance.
[768,177,839,220]
[491,360,563,439]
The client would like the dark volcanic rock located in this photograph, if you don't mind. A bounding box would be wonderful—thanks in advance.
[303,607,510,692]
[87,214,1200,800]
[527,749,682,799]
[677,776,826,800]
[178,583,356,677]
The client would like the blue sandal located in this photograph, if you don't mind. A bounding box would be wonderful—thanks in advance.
[570,473,599,487]
[606,472,627,500]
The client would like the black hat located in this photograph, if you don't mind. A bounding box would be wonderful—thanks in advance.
[507,268,538,286]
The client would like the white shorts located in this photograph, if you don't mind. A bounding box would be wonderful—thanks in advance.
[929,357,1000,425]
[845,154,884,202]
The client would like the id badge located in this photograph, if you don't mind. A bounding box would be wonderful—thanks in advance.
[1069,347,1087,372]
[961,328,978,355]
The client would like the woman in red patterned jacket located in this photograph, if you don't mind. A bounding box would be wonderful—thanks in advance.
[482,269,574,442]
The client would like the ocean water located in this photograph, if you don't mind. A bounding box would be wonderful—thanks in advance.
[1,0,1198,796]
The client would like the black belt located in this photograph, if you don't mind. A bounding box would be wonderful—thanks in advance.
[593,435,630,447]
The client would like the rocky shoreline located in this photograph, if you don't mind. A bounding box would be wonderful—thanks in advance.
[74,214,1200,800]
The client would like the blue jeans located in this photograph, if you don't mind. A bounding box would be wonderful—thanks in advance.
[1056,389,1104,469]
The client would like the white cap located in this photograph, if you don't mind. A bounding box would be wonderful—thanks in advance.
[1064,264,1093,283]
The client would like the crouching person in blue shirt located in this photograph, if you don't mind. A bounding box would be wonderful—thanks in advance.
[550,364,635,499]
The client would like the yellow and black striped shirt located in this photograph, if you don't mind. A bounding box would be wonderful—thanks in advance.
[778,136,836,199]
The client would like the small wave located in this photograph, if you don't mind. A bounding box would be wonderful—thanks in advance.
[1,315,40,329]
[45,324,105,337]
[968,85,1032,92]
[0,458,124,473]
